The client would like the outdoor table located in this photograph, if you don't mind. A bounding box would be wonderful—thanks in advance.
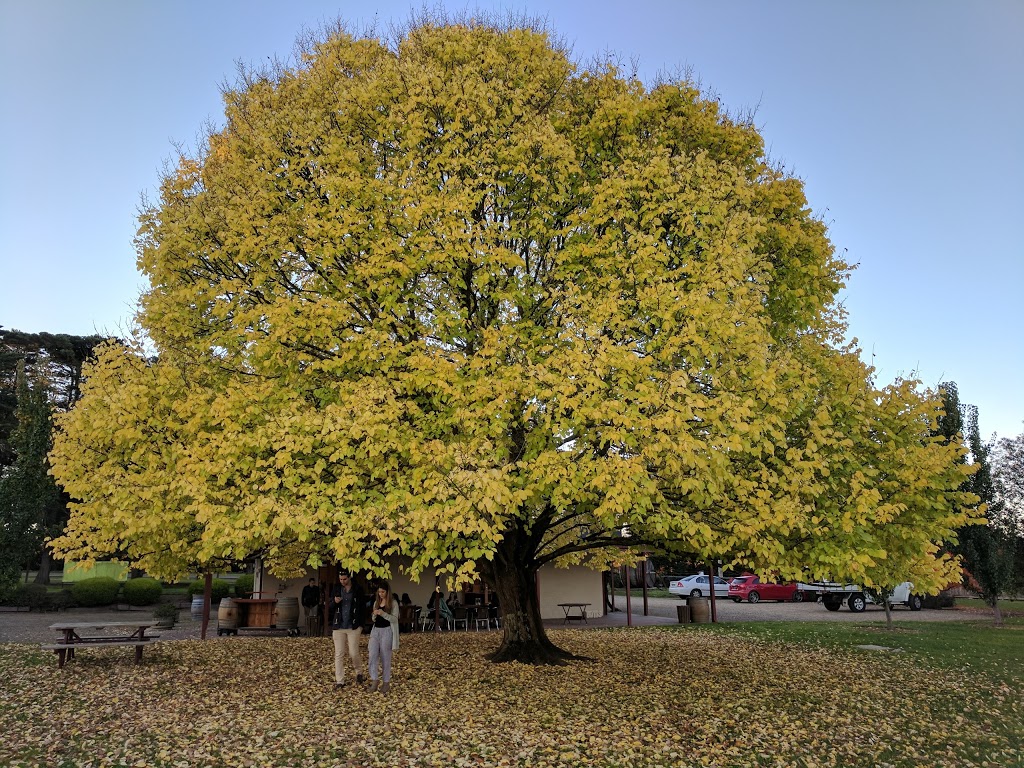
[557,603,590,624]
[43,620,159,668]
[232,598,278,628]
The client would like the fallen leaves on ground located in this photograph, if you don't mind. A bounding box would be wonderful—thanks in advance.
[0,628,1020,767]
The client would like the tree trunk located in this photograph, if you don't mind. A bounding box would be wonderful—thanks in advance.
[881,594,893,630]
[33,549,52,585]
[986,595,1004,627]
[481,536,583,665]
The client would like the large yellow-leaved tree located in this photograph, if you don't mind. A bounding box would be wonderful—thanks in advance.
[50,19,977,663]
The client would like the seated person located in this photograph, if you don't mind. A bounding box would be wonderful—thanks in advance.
[427,586,444,611]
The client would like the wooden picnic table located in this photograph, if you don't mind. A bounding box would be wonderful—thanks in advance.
[557,603,591,624]
[43,620,159,668]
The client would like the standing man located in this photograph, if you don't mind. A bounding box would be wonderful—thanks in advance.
[301,578,321,636]
[329,570,365,688]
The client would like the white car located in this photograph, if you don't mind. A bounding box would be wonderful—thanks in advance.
[669,574,730,599]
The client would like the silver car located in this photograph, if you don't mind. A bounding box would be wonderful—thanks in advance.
[669,574,731,598]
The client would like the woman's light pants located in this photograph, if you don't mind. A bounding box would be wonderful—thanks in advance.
[368,626,393,682]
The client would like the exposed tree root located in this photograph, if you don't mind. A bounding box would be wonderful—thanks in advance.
[486,636,592,665]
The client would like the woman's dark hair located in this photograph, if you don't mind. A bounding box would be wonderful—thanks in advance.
[375,581,393,611]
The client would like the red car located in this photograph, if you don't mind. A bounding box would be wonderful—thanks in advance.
[728,576,802,603]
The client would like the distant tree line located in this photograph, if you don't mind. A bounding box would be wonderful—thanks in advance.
[0,328,110,594]
[937,382,1024,625]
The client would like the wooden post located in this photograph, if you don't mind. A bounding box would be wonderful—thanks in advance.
[433,576,441,633]
[641,557,649,616]
[624,564,633,627]
[200,571,213,640]
[707,560,718,623]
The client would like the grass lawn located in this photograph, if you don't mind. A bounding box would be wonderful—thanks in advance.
[1,623,1021,767]
[955,596,1024,616]
[708,617,1024,688]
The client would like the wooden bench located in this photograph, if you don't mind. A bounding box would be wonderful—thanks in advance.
[69,634,161,643]
[40,638,158,668]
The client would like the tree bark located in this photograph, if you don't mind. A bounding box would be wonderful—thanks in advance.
[481,536,582,665]
[986,596,1004,627]
[881,593,893,630]
[32,549,52,585]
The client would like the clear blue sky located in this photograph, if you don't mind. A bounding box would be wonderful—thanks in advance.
[2,1,1021,438]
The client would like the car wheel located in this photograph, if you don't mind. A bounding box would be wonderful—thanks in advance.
[792,591,804,603]
[690,589,702,597]
[848,593,866,613]
[908,594,923,611]
[823,598,841,611]
[747,591,760,604]
[732,598,742,603]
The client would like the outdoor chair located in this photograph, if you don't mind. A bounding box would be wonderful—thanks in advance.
[399,604,418,633]
[451,604,469,631]
[472,605,489,631]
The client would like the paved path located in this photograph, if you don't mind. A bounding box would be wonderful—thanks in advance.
[4,596,999,645]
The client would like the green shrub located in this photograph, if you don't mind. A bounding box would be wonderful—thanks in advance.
[71,576,121,607]
[122,577,163,606]
[49,590,77,611]
[12,583,50,611]
[152,602,179,626]
[187,578,232,601]
[234,574,254,597]
[0,567,18,604]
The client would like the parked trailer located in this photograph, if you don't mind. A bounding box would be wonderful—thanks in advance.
[797,581,924,613]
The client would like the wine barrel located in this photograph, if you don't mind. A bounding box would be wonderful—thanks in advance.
[687,596,710,623]
[273,597,299,630]
[190,596,206,621]
[217,597,239,633]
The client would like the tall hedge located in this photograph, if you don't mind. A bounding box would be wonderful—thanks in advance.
[234,574,254,597]
[187,578,231,601]
[71,576,120,607]
[122,577,163,606]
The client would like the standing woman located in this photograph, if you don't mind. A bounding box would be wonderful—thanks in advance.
[368,581,400,693]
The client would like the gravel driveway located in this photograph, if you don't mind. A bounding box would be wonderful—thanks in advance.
[0,606,211,645]
[612,595,987,623]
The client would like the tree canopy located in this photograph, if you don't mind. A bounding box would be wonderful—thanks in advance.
[0,362,63,593]
[0,328,107,588]
[992,431,1023,537]
[49,19,977,662]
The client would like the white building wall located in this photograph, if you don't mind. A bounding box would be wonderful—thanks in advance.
[537,564,604,619]
[257,560,605,620]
